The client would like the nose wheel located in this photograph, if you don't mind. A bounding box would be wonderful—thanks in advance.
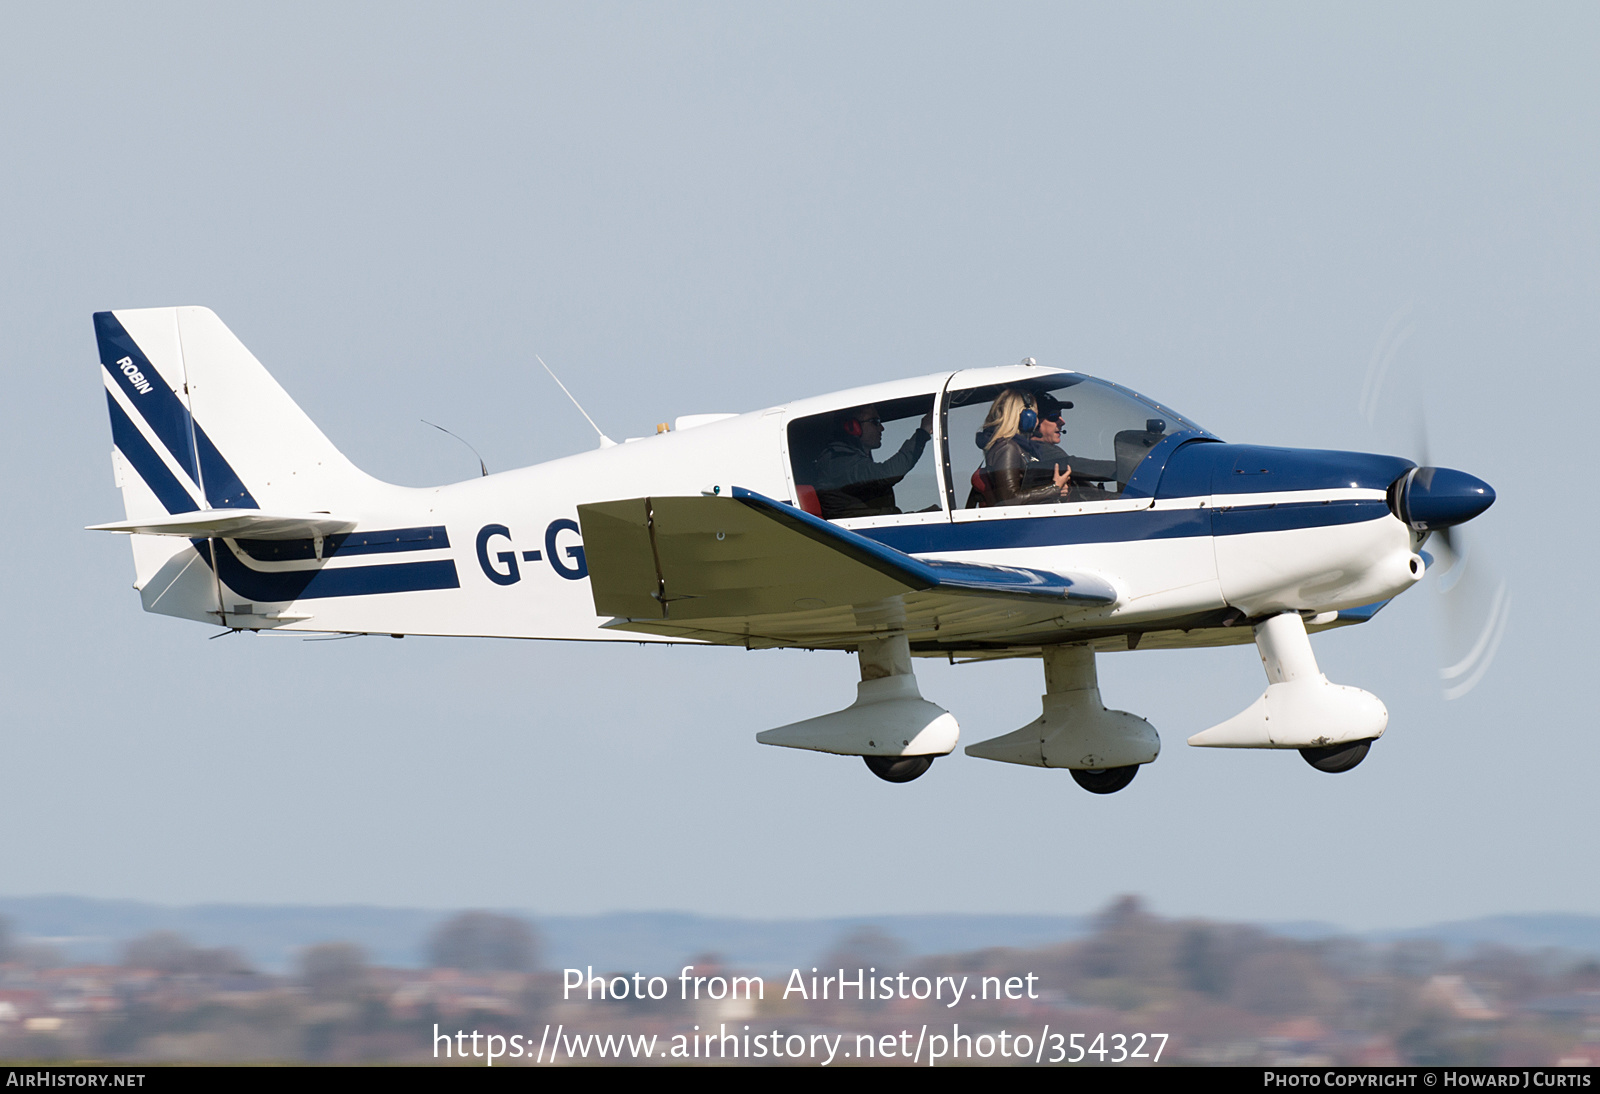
[863,755,935,783]
[1070,765,1139,794]
[1299,739,1373,773]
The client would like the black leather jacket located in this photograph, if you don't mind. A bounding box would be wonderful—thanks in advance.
[984,435,1063,505]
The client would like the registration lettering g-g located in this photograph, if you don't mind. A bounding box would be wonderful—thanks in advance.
[475,521,587,585]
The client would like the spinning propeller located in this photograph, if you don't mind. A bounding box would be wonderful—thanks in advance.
[1360,308,1509,700]
[1399,431,1509,701]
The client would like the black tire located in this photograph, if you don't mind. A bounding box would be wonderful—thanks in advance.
[1069,765,1139,794]
[1299,738,1373,774]
[863,754,935,783]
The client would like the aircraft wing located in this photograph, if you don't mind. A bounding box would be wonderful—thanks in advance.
[577,487,1117,649]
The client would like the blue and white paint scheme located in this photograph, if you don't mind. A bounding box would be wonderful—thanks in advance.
[91,307,1496,792]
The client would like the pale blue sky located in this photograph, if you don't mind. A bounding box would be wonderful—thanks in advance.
[1,3,1592,931]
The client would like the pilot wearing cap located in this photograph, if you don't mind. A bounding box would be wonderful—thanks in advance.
[1023,393,1072,488]
[1021,392,1118,498]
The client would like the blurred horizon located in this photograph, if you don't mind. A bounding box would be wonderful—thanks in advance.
[8,892,1600,975]
[6,894,1600,1065]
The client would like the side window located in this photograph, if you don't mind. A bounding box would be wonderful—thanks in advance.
[788,395,939,521]
[946,384,1073,509]
[946,377,1193,509]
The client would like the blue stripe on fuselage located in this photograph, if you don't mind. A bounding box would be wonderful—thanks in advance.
[105,403,460,598]
[861,507,1211,554]
[1212,499,1388,535]
[104,351,456,600]
[856,498,1391,554]
[212,546,460,601]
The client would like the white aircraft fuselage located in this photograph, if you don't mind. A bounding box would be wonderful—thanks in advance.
[92,307,1495,788]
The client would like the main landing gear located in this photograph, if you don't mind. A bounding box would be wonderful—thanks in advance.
[1069,765,1140,794]
[964,644,1160,795]
[863,754,936,783]
[756,632,958,783]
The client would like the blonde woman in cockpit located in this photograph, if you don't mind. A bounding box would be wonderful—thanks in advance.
[979,389,1071,505]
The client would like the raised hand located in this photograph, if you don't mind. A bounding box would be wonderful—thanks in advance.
[1053,463,1073,495]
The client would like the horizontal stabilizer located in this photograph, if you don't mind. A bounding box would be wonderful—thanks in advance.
[87,510,357,540]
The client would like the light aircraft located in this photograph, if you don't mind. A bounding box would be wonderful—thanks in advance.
[89,307,1497,793]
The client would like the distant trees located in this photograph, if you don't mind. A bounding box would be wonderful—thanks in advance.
[12,895,1600,1066]
[426,912,539,972]
[0,917,64,969]
[1073,894,1172,984]
[1177,925,1234,997]
[823,926,905,972]
[298,942,368,999]
[1061,896,1359,1018]
[120,931,250,975]
[1232,949,1345,1016]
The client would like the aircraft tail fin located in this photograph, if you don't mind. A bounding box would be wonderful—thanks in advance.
[93,306,379,622]
[94,306,371,520]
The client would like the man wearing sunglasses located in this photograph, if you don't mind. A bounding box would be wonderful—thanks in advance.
[1023,394,1072,492]
[1022,392,1118,500]
[812,403,935,519]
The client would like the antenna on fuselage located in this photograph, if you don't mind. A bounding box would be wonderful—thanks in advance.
[536,354,617,448]
[421,419,489,477]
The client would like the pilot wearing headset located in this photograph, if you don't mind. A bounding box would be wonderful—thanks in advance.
[981,389,1070,505]
[1022,392,1072,491]
[1021,391,1119,499]
[813,403,934,518]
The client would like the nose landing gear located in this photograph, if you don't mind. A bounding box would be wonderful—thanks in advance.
[1299,738,1374,774]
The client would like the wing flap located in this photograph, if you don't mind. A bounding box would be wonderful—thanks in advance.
[579,494,911,621]
[577,488,1118,643]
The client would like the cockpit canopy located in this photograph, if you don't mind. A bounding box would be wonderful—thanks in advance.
[786,370,1211,521]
